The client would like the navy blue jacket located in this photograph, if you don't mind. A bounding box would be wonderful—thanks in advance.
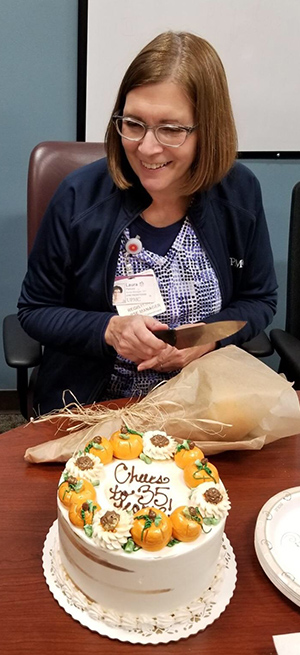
[18,158,277,412]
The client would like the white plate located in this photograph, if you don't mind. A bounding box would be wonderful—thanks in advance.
[43,520,237,644]
[255,487,300,605]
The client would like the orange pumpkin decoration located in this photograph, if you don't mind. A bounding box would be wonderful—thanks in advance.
[131,507,172,551]
[111,424,143,460]
[84,435,113,464]
[58,476,96,507]
[170,505,203,542]
[183,458,219,489]
[69,499,101,528]
[174,440,204,469]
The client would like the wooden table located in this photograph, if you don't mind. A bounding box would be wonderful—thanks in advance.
[1,408,300,655]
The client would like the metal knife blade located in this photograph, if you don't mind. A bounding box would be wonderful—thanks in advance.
[153,320,247,349]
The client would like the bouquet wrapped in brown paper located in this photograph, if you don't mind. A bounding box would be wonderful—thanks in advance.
[24,345,300,463]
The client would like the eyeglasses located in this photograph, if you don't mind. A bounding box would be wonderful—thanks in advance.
[113,115,198,148]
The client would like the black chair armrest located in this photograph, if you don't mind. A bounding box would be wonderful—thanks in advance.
[3,314,42,368]
[240,331,273,358]
[270,328,300,386]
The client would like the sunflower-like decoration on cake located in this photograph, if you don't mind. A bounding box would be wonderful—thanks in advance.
[189,482,231,520]
[142,430,177,460]
[92,507,134,550]
[64,452,103,484]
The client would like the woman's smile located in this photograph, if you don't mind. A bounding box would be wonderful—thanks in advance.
[141,160,171,170]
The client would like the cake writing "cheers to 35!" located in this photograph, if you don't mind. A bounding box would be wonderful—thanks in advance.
[57,424,231,630]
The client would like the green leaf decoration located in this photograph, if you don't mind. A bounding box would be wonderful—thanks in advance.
[182,506,203,524]
[84,499,97,514]
[139,453,152,465]
[85,441,105,451]
[84,525,93,538]
[69,481,83,493]
[203,517,220,526]
[63,472,69,481]
[80,508,86,525]
[123,538,135,553]
[122,538,141,553]
[176,440,190,453]
[124,424,143,437]
[135,512,160,541]
[192,460,216,483]
[92,479,100,486]
[141,517,153,541]
[120,433,131,440]
[167,538,181,547]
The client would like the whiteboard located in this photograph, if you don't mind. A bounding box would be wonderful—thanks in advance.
[84,0,300,155]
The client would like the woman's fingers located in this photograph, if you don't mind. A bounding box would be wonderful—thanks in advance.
[137,345,175,371]
[138,342,217,372]
[104,314,168,361]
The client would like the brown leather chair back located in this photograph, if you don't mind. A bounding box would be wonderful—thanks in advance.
[27,141,106,254]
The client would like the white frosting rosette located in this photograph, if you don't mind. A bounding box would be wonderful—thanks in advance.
[64,452,103,484]
[92,508,134,550]
[142,430,177,460]
[189,482,231,520]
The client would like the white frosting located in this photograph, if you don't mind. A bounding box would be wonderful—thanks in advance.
[101,456,188,516]
[52,530,228,633]
[92,508,133,550]
[142,430,177,460]
[65,452,103,483]
[190,482,231,519]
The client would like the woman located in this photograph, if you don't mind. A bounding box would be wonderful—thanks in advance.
[18,31,277,413]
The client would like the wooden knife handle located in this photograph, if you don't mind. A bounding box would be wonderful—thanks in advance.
[152,329,177,346]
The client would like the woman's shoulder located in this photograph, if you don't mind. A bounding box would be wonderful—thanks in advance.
[47,156,121,220]
[60,156,115,197]
[210,161,263,213]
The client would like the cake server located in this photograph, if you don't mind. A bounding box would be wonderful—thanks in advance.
[153,320,246,349]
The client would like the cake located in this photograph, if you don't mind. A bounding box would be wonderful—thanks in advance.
[57,425,231,631]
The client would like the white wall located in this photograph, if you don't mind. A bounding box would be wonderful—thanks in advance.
[86,0,300,153]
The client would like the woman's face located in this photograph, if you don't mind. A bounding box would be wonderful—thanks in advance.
[121,81,197,200]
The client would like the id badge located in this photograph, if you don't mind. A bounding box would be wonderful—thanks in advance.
[113,269,165,316]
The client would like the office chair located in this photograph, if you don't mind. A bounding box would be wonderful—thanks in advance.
[3,141,106,419]
[270,181,300,387]
[3,141,273,419]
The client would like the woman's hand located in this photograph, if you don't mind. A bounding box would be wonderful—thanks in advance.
[104,314,169,362]
[137,341,217,372]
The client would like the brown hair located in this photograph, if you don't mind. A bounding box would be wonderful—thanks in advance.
[105,31,237,194]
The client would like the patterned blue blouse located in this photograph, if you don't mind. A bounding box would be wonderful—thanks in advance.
[104,217,221,399]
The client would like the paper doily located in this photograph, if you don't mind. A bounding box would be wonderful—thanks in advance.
[43,520,236,644]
